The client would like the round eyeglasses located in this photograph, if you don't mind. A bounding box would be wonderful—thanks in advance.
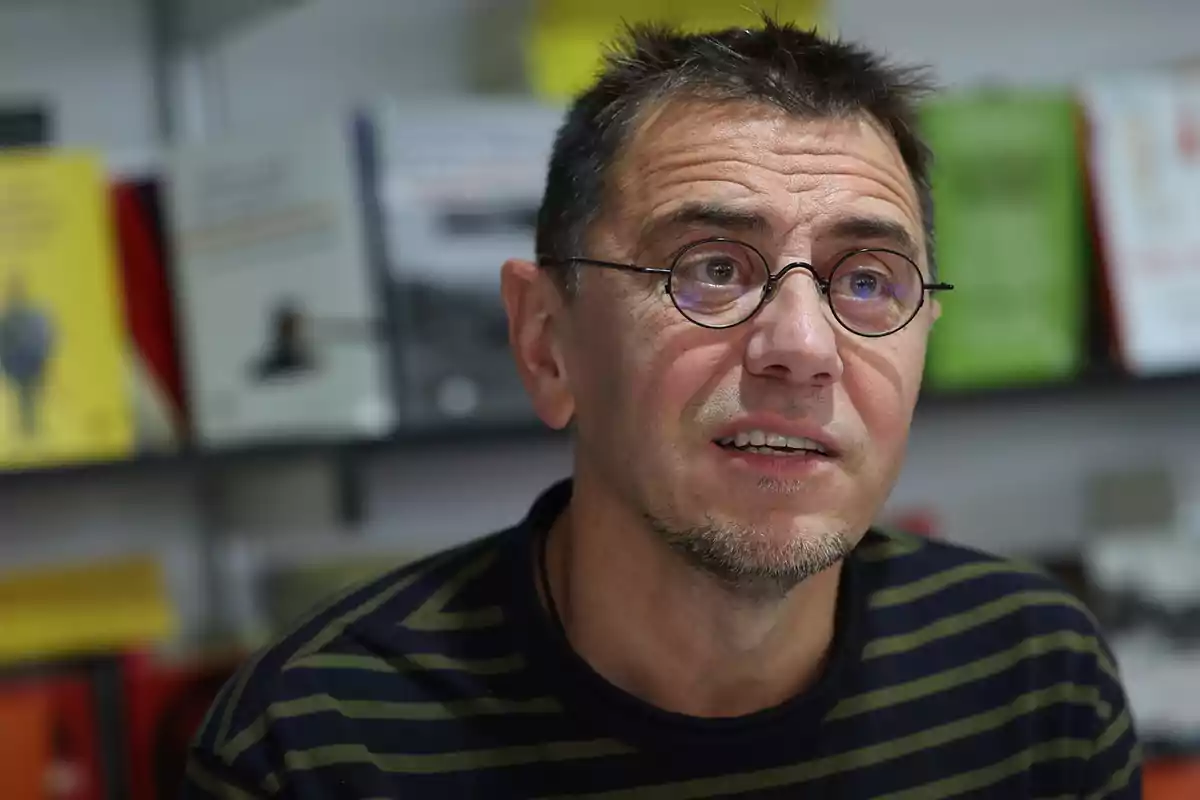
[539,237,954,337]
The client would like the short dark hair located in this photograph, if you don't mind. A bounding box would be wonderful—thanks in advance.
[536,14,938,289]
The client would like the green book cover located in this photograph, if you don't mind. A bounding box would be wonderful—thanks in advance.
[922,89,1089,390]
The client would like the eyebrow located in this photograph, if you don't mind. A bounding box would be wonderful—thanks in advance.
[822,215,921,257]
[638,205,922,260]
[639,202,771,244]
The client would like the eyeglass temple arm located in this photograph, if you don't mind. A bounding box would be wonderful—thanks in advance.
[925,281,954,291]
[537,256,671,275]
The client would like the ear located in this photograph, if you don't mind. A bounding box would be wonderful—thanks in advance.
[930,297,943,322]
[500,258,575,429]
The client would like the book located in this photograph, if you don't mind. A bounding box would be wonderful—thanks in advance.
[0,556,176,668]
[0,149,135,468]
[370,100,561,429]
[121,650,241,800]
[161,115,397,446]
[0,673,104,800]
[1081,70,1200,376]
[921,89,1090,390]
[111,178,188,451]
[525,0,827,101]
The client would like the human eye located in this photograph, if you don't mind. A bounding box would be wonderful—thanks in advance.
[834,265,892,300]
[830,252,903,302]
[667,240,767,323]
[829,250,921,334]
[673,240,763,291]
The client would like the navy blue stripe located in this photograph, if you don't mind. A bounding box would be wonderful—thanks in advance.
[180,486,1140,799]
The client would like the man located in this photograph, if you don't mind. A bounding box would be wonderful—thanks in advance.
[183,16,1141,798]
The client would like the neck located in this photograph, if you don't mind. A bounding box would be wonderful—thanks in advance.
[540,478,846,719]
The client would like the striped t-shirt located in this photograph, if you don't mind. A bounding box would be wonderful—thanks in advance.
[182,479,1142,798]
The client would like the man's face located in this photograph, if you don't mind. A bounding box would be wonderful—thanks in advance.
[517,99,935,594]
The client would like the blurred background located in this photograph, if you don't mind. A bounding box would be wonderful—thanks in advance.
[1,0,1199,797]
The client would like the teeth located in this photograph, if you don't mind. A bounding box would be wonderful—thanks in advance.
[718,429,829,454]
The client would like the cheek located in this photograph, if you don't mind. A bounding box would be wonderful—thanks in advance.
[575,305,728,449]
[842,336,926,454]
[632,317,735,435]
[567,302,667,438]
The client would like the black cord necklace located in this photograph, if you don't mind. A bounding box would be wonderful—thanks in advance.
[536,524,569,639]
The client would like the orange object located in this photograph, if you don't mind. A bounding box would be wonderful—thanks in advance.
[0,684,53,799]
[1146,758,1200,799]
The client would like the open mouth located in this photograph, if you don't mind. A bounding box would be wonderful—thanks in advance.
[714,429,832,457]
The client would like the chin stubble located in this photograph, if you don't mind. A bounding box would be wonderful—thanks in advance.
[645,512,854,602]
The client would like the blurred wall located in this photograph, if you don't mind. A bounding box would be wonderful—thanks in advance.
[1,0,1199,644]
[0,0,157,166]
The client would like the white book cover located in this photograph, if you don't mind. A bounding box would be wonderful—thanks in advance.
[373,99,564,285]
[1082,71,1200,376]
[163,115,396,446]
[370,100,565,425]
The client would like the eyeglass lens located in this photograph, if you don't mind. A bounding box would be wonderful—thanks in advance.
[667,240,924,335]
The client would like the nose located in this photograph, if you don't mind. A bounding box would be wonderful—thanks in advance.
[743,265,844,387]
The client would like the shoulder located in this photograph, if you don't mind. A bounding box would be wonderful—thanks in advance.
[184,530,516,796]
[854,530,1142,795]
[855,529,1116,671]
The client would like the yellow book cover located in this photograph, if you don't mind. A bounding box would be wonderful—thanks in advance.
[526,0,829,101]
[0,556,177,666]
[0,149,134,467]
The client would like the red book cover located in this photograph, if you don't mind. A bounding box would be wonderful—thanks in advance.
[122,651,239,800]
[111,179,188,448]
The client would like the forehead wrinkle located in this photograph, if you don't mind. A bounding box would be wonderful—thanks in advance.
[632,109,919,199]
[781,159,916,217]
[796,171,923,243]
[614,109,923,253]
[632,137,918,209]
[631,165,920,258]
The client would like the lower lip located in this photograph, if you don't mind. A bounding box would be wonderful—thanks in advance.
[711,443,837,479]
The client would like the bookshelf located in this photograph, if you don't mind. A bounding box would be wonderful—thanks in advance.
[1,3,1199,786]
[1,363,1196,489]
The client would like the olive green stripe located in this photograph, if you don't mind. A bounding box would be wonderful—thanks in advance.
[869,560,1049,609]
[284,553,450,667]
[220,715,271,766]
[402,546,504,631]
[1086,735,1141,800]
[1094,707,1133,756]
[423,607,505,629]
[857,535,924,561]
[268,693,561,721]
[216,564,410,747]
[283,738,635,774]
[220,691,559,763]
[185,758,261,800]
[872,738,1090,800]
[285,652,526,675]
[223,544,492,757]
[536,683,1100,799]
[863,590,1090,660]
[828,630,1100,720]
